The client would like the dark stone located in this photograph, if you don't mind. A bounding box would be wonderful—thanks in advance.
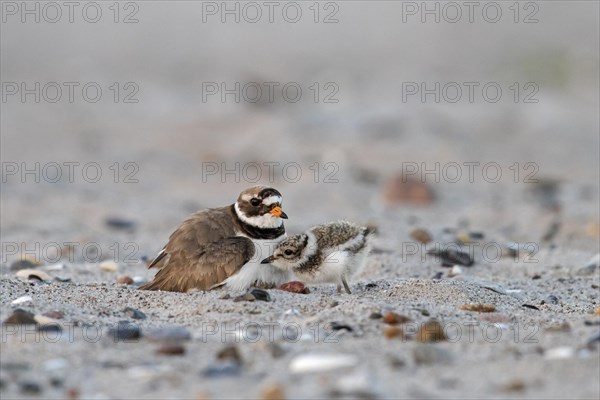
[250,288,271,302]
[105,217,137,231]
[123,307,147,320]
[108,321,141,341]
[20,381,42,394]
[156,344,186,356]
[145,326,191,342]
[327,322,353,332]
[216,345,242,364]
[427,248,474,267]
[203,363,241,378]
[522,304,540,311]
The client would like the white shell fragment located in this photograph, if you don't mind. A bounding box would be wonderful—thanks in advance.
[545,346,575,360]
[289,354,358,374]
[34,315,61,327]
[16,269,51,281]
[11,295,33,305]
[99,261,119,272]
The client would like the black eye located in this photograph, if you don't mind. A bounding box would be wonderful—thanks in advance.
[250,198,261,207]
[284,249,293,256]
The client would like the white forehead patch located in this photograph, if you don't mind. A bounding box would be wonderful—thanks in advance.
[262,195,282,206]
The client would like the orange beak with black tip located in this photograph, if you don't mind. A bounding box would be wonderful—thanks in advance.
[270,206,288,219]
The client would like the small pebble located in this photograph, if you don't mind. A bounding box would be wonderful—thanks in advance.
[233,293,256,302]
[278,281,310,294]
[123,307,147,320]
[156,344,186,356]
[431,272,443,280]
[545,346,575,360]
[145,326,191,342]
[260,383,285,400]
[543,295,559,305]
[595,307,600,316]
[459,304,496,313]
[448,265,462,277]
[203,363,241,378]
[531,274,542,280]
[43,310,64,319]
[219,293,231,300]
[427,248,474,267]
[383,326,404,339]
[326,322,353,332]
[369,312,382,319]
[105,217,136,231]
[410,228,432,244]
[412,345,452,365]
[250,288,271,302]
[522,304,540,311]
[11,295,33,305]
[99,261,119,273]
[217,345,243,364]
[289,354,358,374]
[19,381,42,394]
[16,269,51,282]
[415,320,447,342]
[383,312,411,325]
[34,315,61,332]
[545,321,571,332]
[117,276,134,285]
[3,309,37,325]
[108,321,141,341]
[503,380,526,392]
[577,254,599,276]
[382,175,433,206]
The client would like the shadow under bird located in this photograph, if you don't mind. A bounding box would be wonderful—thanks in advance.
[261,220,374,294]
[140,186,291,292]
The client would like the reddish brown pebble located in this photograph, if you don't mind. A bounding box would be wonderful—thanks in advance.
[384,326,404,339]
[156,344,186,356]
[382,175,433,206]
[459,304,496,313]
[261,383,285,400]
[410,228,432,244]
[67,387,80,400]
[42,310,64,320]
[383,312,411,325]
[595,307,600,316]
[415,320,447,342]
[503,380,526,392]
[117,276,134,285]
[278,281,310,294]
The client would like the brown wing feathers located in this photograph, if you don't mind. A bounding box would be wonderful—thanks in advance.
[139,206,254,292]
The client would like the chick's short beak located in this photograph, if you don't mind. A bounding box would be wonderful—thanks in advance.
[261,255,275,264]
[270,206,288,219]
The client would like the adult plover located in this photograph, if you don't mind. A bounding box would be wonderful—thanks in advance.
[261,221,373,294]
[140,186,290,292]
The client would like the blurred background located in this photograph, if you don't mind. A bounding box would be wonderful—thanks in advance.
[2,1,599,264]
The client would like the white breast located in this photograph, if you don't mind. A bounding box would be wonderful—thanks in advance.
[223,234,291,291]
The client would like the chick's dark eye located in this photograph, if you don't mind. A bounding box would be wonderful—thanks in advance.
[250,198,261,207]
[284,249,293,256]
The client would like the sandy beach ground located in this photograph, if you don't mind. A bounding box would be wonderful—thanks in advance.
[1,1,599,399]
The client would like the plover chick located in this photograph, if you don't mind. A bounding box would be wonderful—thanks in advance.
[261,221,373,294]
[140,186,291,292]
